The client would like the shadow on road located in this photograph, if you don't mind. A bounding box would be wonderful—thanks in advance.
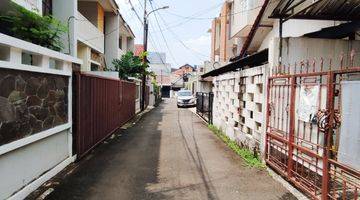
[43,103,168,200]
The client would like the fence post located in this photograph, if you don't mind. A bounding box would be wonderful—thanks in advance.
[287,76,296,178]
[209,92,213,124]
[196,92,199,113]
[321,72,335,200]
[201,93,204,117]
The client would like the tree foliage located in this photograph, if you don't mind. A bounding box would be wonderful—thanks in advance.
[152,79,160,94]
[112,51,154,80]
[0,2,67,51]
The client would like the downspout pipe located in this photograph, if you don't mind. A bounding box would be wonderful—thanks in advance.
[239,0,270,58]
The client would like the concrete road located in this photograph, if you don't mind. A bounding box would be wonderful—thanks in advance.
[44,99,296,200]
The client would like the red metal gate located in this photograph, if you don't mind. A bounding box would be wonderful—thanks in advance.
[73,72,136,159]
[266,60,360,199]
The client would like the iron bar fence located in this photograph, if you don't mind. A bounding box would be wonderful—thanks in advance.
[196,92,213,124]
[265,53,360,200]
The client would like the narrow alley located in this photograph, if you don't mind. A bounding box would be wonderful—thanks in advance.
[1,0,360,199]
[43,99,295,200]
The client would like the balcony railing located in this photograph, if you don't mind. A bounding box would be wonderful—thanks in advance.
[76,11,104,53]
[0,33,81,76]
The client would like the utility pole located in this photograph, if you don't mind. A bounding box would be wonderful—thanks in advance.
[141,2,169,111]
[141,0,148,111]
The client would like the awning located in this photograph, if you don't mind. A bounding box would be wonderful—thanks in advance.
[201,49,268,78]
[304,21,360,39]
[270,0,360,21]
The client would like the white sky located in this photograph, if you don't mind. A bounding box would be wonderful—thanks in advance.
[115,0,223,68]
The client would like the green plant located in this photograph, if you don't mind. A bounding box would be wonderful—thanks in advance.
[112,51,152,80]
[152,80,160,94]
[0,2,67,51]
[208,124,265,169]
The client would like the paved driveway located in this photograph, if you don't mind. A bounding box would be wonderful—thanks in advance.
[44,99,296,200]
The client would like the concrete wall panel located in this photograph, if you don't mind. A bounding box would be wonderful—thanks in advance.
[0,130,69,199]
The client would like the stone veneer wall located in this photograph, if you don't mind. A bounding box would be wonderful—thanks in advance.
[0,69,68,145]
[212,65,266,156]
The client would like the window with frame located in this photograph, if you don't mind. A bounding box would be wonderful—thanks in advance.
[42,0,52,16]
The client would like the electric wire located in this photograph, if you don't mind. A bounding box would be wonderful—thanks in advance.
[131,0,173,76]
[129,0,171,67]
[149,1,179,66]
[152,2,223,33]
[152,1,210,60]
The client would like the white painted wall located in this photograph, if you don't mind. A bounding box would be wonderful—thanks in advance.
[77,42,92,71]
[127,37,134,52]
[12,0,42,14]
[259,20,340,51]
[52,0,78,57]
[230,0,262,38]
[121,36,128,52]
[105,13,120,70]
[87,71,119,79]
[76,11,104,54]
[119,36,134,53]
[149,84,155,106]
[133,80,141,113]
[269,37,360,74]
[0,129,71,199]
[0,33,80,200]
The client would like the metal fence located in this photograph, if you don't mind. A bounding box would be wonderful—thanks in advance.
[196,92,213,124]
[266,57,360,200]
[73,72,136,159]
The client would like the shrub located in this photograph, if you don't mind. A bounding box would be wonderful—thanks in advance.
[0,2,67,51]
[112,51,153,80]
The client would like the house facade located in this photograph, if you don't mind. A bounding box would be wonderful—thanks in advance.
[0,1,83,199]
[148,51,172,84]
[171,64,195,92]
[205,0,360,199]
[0,0,139,198]
[117,15,135,63]
[16,0,135,72]
[186,62,213,94]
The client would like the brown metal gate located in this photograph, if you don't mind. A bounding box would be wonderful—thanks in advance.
[266,62,360,199]
[73,72,136,159]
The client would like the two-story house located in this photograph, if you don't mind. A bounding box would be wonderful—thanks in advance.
[0,0,82,199]
[0,0,136,198]
[206,1,360,199]
[24,0,135,72]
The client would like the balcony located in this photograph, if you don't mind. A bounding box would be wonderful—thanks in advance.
[76,11,104,53]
